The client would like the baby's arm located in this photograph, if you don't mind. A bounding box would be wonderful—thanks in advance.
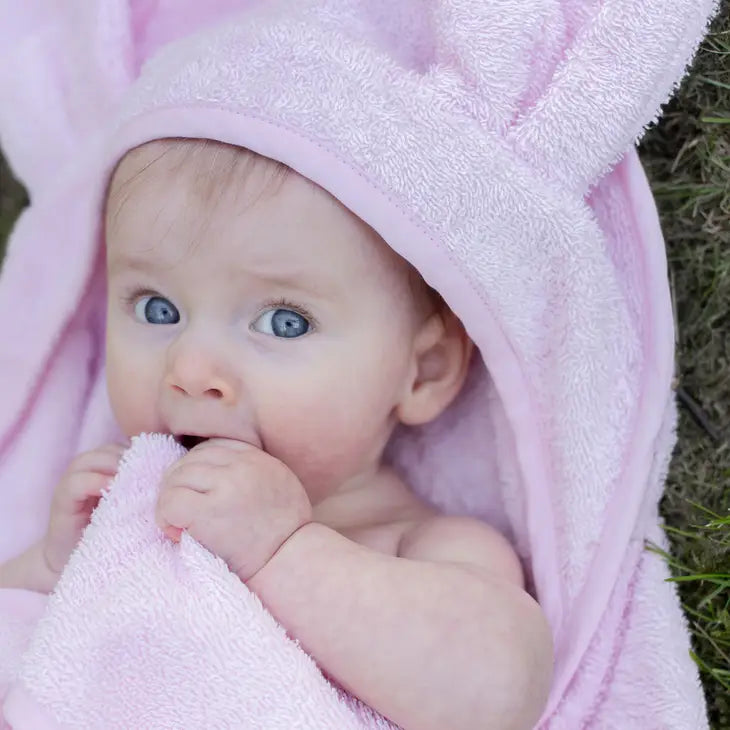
[248,516,553,730]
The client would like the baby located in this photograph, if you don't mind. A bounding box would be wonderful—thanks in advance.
[1,138,552,730]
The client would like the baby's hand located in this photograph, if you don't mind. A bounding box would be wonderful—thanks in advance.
[156,439,312,581]
[43,444,127,576]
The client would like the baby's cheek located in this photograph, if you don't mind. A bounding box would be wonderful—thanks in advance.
[258,385,390,502]
[260,411,348,497]
[106,340,160,438]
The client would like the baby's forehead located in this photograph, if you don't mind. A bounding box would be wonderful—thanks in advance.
[107,139,421,299]
[108,139,291,219]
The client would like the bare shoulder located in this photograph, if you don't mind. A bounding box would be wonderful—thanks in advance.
[398,514,524,587]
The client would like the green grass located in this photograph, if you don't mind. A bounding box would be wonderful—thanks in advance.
[0,5,729,726]
[638,2,730,726]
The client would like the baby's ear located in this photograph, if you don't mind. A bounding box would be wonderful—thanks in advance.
[396,309,473,426]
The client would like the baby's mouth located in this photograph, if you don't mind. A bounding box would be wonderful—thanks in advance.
[176,434,209,450]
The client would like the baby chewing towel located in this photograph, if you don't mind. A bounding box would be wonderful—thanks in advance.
[0,0,720,727]
[0,435,395,730]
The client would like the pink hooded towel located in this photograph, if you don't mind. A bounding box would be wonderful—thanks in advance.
[0,0,719,727]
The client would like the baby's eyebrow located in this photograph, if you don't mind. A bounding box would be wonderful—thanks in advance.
[245,266,340,300]
[107,253,339,299]
[107,252,169,274]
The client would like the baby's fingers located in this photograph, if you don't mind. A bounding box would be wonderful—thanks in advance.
[62,471,111,500]
[162,461,222,494]
[155,486,206,542]
[69,444,127,477]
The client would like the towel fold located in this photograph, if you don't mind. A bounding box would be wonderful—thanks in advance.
[0,434,396,730]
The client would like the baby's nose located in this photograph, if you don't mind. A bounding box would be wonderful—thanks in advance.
[165,343,238,404]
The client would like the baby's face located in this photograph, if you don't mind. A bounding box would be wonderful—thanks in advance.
[105,140,427,504]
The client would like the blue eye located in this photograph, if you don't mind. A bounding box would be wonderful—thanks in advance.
[134,296,180,325]
[253,308,310,338]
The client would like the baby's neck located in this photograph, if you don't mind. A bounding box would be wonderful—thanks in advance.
[311,465,432,532]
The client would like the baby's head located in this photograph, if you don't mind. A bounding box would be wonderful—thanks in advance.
[104,138,472,502]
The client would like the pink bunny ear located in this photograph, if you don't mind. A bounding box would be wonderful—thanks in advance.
[0,0,137,197]
[506,0,719,194]
[429,0,567,133]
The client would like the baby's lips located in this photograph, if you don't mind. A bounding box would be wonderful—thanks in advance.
[196,436,259,452]
[173,431,262,451]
